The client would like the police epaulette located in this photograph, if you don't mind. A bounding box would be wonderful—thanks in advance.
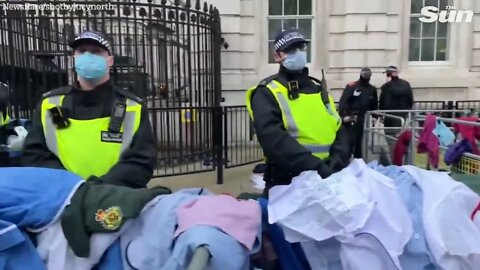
[41,86,73,99]
[258,80,268,87]
[115,86,144,104]
[257,74,279,88]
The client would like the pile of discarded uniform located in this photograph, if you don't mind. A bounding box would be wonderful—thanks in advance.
[0,167,262,270]
[267,159,480,270]
[2,159,480,270]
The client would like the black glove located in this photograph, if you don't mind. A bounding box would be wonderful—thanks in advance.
[317,167,334,179]
[317,159,334,179]
[323,156,349,177]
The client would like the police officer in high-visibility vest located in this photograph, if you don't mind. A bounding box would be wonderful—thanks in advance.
[0,82,9,127]
[246,29,350,192]
[0,110,8,127]
[0,82,10,167]
[21,30,157,188]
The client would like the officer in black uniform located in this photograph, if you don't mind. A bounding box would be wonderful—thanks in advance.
[339,67,378,159]
[379,66,414,147]
[21,30,157,188]
[248,29,350,193]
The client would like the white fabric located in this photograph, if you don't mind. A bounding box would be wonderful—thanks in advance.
[250,173,265,191]
[372,120,387,149]
[336,160,412,269]
[403,166,480,270]
[268,169,375,242]
[340,233,399,270]
[36,220,131,270]
[6,126,28,151]
[269,159,412,270]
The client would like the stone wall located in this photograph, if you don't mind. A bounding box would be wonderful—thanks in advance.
[207,0,480,105]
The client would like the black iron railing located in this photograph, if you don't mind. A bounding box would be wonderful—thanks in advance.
[216,100,480,182]
[0,0,224,178]
[456,100,480,111]
[223,106,263,169]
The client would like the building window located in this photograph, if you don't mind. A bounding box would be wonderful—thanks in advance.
[267,0,313,63]
[409,0,450,62]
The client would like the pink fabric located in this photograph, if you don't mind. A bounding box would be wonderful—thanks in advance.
[174,195,261,250]
[471,202,480,221]
[417,114,440,168]
[453,117,480,155]
[392,130,412,166]
[473,202,480,230]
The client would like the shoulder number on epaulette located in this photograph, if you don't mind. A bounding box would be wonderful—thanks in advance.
[41,86,72,99]
[115,87,144,104]
[41,91,52,98]
[258,80,268,87]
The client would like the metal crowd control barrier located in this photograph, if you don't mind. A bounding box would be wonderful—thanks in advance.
[415,116,480,174]
[363,109,480,176]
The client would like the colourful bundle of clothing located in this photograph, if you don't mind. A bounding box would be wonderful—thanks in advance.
[393,114,455,168]
[0,167,262,270]
[453,116,480,155]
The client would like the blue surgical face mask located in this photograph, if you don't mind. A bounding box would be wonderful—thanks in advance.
[282,50,308,71]
[74,52,108,81]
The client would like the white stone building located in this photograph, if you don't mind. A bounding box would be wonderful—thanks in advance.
[205,0,480,105]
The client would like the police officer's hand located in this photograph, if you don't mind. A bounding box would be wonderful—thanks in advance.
[317,165,334,179]
[320,156,349,179]
[317,158,342,179]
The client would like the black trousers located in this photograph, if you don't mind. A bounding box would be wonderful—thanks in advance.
[346,116,365,159]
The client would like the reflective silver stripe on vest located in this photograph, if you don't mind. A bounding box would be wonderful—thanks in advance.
[44,96,63,155]
[325,104,341,122]
[274,92,299,138]
[126,99,138,106]
[121,111,136,153]
[267,82,278,89]
[121,99,140,153]
[303,144,331,154]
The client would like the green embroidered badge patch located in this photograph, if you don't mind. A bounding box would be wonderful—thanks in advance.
[95,206,123,230]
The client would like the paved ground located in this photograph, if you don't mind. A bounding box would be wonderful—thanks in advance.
[148,143,474,196]
[148,162,262,196]
[148,147,388,196]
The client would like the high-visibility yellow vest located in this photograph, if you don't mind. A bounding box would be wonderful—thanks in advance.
[40,94,142,179]
[0,111,9,126]
[246,79,341,159]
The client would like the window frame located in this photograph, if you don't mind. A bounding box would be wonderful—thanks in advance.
[407,0,454,66]
[266,0,315,64]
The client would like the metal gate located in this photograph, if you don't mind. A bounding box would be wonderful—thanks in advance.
[0,0,223,177]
